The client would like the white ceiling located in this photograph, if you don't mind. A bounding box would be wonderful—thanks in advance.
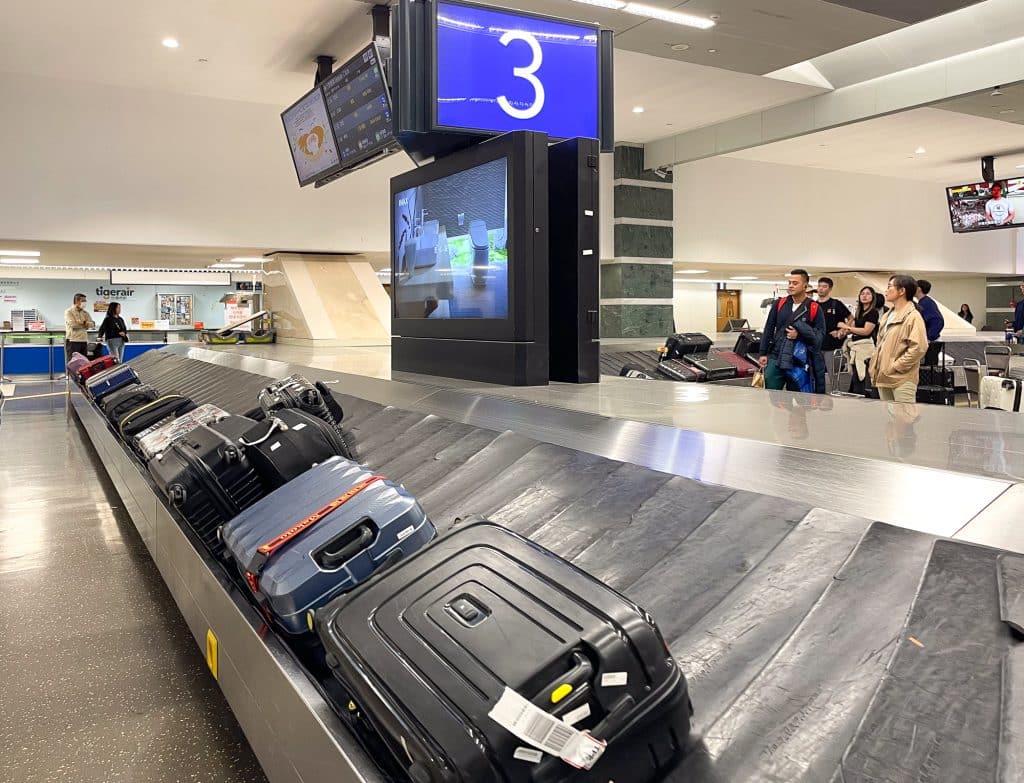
[0,240,269,270]
[727,106,1024,183]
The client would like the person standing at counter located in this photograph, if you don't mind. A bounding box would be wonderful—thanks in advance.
[97,302,128,363]
[63,293,94,360]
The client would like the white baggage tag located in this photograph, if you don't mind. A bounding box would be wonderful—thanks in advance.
[488,687,606,770]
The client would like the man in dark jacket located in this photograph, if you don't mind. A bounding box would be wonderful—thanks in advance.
[1013,283,1024,340]
[758,269,827,393]
[915,279,944,343]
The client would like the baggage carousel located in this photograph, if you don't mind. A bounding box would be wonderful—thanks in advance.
[71,345,1024,783]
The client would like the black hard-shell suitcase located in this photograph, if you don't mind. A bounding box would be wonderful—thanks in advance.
[656,359,702,382]
[318,520,692,783]
[239,408,354,489]
[100,384,158,422]
[919,366,954,388]
[681,353,738,381]
[148,416,264,557]
[732,330,763,360]
[916,385,955,406]
[618,365,655,380]
[117,394,197,440]
[664,333,712,360]
[258,375,355,458]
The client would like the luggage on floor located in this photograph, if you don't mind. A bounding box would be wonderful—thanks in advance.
[712,350,758,379]
[732,330,763,361]
[66,352,90,380]
[242,329,277,344]
[656,358,703,382]
[317,520,692,783]
[664,333,712,360]
[148,417,264,556]
[919,366,954,388]
[981,376,1024,412]
[77,355,117,384]
[117,394,197,440]
[222,456,435,635]
[85,365,140,401]
[239,408,355,489]
[100,383,159,422]
[135,403,230,461]
[682,353,738,381]
[916,385,955,406]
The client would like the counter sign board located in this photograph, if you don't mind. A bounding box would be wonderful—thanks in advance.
[434,1,600,141]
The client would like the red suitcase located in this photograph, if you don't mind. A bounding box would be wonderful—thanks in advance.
[714,350,758,379]
[77,355,117,383]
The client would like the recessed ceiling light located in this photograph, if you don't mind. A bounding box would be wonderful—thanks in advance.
[729,275,758,281]
[230,257,265,263]
[632,106,645,114]
[707,48,718,53]
[1000,109,1016,115]
[0,258,39,265]
[915,147,926,155]
[162,37,180,49]
[0,249,40,257]
[670,43,691,51]
[210,262,244,269]
[621,3,716,29]
[676,269,708,274]
[197,58,209,64]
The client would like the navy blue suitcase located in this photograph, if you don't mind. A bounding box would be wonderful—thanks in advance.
[86,365,141,402]
[220,456,435,635]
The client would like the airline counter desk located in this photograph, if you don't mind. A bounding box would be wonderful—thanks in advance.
[0,330,193,377]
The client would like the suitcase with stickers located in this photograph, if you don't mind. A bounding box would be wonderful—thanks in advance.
[135,403,230,461]
[317,520,691,783]
[221,456,435,635]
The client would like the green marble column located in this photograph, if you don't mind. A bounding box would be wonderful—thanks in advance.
[600,145,674,338]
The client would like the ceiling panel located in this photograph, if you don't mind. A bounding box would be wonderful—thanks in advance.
[820,0,985,25]
[726,106,1024,183]
[937,82,1024,128]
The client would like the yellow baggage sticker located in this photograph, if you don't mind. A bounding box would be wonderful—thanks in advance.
[206,629,219,680]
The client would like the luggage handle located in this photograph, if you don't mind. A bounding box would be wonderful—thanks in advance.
[315,521,377,569]
[532,652,594,707]
[530,694,636,783]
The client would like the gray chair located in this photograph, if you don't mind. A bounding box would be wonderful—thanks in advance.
[985,345,1012,377]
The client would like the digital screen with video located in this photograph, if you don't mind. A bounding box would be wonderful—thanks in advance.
[281,89,341,187]
[393,157,509,319]
[947,178,1024,233]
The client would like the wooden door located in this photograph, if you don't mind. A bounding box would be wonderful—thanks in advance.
[716,289,740,332]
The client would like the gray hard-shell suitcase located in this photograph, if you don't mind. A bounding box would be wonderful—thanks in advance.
[220,456,435,634]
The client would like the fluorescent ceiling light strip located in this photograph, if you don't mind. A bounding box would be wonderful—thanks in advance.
[572,0,626,9]
[210,262,244,269]
[230,257,265,263]
[0,258,39,265]
[0,250,41,257]
[621,3,715,28]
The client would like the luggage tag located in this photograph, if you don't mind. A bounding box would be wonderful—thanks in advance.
[488,687,606,770]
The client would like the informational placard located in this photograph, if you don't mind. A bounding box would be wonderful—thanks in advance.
[282,89,341,186]
[321,45,395,167]
[434,1,599,140]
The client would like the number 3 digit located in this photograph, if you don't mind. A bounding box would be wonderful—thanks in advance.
[497,31,545,120]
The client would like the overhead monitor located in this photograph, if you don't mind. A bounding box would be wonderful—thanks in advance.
[433,0,599,141]
[320,43,396,170]
[947,178,1024,233]
[281,88,341,187]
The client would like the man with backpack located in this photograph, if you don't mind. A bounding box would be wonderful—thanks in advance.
[758,269,826,393]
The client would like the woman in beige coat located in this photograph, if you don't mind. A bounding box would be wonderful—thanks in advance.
[870,275,928,403]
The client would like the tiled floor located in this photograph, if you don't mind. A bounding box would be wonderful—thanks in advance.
[0,407,266,783]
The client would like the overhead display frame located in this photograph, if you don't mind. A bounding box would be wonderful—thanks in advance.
[281,87,341,187]
[392,0,613,160]
[432,0,600,141]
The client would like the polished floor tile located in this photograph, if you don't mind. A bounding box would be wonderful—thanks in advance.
[0,411,266,783]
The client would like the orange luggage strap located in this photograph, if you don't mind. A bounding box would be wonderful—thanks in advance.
[245,474,385,594]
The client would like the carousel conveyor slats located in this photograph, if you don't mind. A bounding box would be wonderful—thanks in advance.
[72,347,1024,783]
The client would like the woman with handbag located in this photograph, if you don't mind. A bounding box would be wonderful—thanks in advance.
[97,302,129,363]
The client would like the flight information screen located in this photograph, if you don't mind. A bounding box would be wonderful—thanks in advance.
[321,44,395,166]
[281,88,341,186]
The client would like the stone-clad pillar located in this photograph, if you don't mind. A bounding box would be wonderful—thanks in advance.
[600,144,674,338]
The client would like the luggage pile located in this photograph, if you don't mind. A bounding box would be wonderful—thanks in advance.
[82,360,693,783]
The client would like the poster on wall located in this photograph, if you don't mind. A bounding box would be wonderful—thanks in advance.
[157,294,194,327]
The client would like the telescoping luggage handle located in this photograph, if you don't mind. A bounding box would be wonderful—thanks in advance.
[244,474,385,595]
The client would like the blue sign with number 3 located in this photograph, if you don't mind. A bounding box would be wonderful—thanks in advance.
[435,1,600,140]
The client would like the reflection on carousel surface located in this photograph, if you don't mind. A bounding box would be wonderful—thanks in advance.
[395,219,508,319]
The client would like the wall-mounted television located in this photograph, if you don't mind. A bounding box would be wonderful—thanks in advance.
[392,0,613,160]
[281,43,399,188]
[947,178,1024,233]
[391,129,547,345]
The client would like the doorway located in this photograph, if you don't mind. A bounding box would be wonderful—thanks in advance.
[716,289,741,332]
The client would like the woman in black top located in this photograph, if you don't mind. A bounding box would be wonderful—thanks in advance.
[837,286,879,396]
[97,301,129,363]
[958,303,974,324]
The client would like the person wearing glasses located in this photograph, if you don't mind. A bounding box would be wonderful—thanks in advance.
[870,275,928,403]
